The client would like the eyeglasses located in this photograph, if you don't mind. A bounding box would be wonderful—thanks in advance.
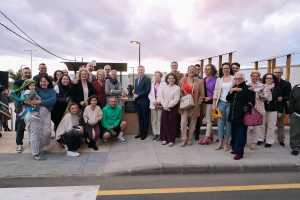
[234,77,243,80]
[266,77,273,80]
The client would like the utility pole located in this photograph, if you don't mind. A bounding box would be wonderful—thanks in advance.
[24,49,35,71]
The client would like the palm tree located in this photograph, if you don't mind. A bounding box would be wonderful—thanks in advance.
[8,69,21,81]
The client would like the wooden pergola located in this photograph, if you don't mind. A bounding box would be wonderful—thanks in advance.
[199,51,236,77]
[252,53,293,81]
[64,62,127,72]
[64,61,127,85]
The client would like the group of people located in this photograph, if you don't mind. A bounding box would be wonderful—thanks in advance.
[9,63,127,160]
[1,60,300,161]
[134,61,300,160]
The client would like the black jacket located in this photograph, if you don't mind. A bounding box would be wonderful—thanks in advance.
[33,73,53,83]
[289,84,300,115]
[276,79,292,113]
[69,81,95,106]
[226,81,255,123]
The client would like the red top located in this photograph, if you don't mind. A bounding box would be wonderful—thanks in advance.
[92,80,106,108]
[182,78,193,95]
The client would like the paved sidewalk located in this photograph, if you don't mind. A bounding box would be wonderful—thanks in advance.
[0,131,300,178]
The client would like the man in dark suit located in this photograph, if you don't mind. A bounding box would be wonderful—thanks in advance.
[274,67,292,146]
[134,66,151,140]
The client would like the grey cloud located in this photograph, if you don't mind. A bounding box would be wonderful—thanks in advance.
[0,0,300,66]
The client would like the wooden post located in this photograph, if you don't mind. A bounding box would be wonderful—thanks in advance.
[199,59,204,78]
[200,59,204,69]
[208,57,212,64]
[267,59,272,73]
[218,55,222,77]
[228,52,233,64]
[254,61,259,70]
[218,55,222,69]
[271,58,276,73]
[285,54,291,81]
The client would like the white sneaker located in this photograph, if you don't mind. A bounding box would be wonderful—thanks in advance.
[16,145,23,153]
[168,142,174,147]
[118,136,127,144]
[66,151,80,157]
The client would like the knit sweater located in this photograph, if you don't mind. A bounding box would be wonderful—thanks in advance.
[105,78,121,96]
[101,105,122,130]
[159,84,181,109]
[83,105,103,125]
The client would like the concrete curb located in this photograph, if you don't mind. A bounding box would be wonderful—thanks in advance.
[1,163,300,179]
[100,163,300,177]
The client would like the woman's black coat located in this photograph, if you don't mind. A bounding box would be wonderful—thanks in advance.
[69,80,95,106]
[226,81,255,124]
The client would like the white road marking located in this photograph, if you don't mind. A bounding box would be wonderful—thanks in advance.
[0,185,99,200]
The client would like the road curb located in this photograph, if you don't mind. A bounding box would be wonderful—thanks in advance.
[101,163,300,177]
[1,163,300,179]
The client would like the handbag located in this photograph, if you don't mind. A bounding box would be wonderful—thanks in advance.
[180,80,195,109]
[180,94,195,109]
[243,104,263,126]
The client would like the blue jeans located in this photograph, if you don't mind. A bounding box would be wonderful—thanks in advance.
[217,100,231,139]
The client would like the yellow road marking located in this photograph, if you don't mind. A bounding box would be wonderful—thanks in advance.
[97,183,300,196]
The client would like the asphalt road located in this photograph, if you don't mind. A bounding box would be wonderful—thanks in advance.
[1,172,300,200]
[97,189,300,200]
[96,172,300,200]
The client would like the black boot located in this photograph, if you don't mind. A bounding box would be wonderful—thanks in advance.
[89,141,98,151]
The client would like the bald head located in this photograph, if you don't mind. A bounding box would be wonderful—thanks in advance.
[273,68,283,79]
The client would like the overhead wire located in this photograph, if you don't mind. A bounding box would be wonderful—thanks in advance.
[0,10,75,61]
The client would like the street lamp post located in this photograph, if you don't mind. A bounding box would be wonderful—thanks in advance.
[130,40,141,66]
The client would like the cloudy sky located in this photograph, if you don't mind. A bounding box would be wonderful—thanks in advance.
[1,0,300,75]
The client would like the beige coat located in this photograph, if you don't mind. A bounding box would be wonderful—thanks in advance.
[179,77,205,118]
[213,76,234,107]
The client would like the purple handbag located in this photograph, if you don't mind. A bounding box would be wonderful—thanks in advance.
[243,106,263,126]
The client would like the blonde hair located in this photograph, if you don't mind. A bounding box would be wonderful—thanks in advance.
[96,69,105,80]
[250,70,261,77]
[76,68,90,82]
